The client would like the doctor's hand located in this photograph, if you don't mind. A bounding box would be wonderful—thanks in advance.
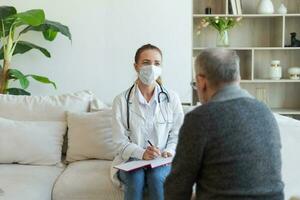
[143,146,161,160]
[162,151,173,158]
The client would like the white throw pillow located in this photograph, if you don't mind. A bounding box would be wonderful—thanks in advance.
[66,109,116,162]
[0,90,93,121]
[90,98,108,112]
[0,117,66,165]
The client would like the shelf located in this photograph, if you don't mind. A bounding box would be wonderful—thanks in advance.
[194,17,283,48]
[192,0,300,112]
[193,47,300,50]
[192,79,300,84]
[271,108,300,115]
[193,47,254,50]
[241,79,300,83]
[193,14,300,18]
[285,14,300,17]
[253,49,300,80]
[253,47,300,50]
[283,47,300,50]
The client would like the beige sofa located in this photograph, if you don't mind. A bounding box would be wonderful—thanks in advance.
[0,91,299,200]
[0,91,123,200]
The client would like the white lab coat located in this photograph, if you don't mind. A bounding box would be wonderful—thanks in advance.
[110,84,184,187]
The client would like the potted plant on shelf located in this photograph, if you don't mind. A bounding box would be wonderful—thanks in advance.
[0,6,71,95]
[197,16,242,47]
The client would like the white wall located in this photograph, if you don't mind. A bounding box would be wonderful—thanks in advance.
[1,0,192,104]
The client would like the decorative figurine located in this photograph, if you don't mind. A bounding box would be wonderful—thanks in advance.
[288,67,300,80]
[291,32,300,47]
[277,3,287,14]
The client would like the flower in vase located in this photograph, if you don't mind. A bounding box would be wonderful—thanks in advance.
[196,16,242,47]
[197,16,242,34]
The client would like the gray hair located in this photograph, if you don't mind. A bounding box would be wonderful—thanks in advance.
[195,48,240,87]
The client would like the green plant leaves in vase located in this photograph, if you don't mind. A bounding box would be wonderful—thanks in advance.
[0,6,72,95]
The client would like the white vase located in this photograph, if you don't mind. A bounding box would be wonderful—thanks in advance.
[270,67,282,80]
[216,30,229,47]
[257,0,274,14]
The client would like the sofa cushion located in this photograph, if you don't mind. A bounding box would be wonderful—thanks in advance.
[66,109,116,162]
[52,160,123,200]
[90,98,109,111]
[0,90,93,121]
[274,114,300,199]
[0,164,64,200]
[0,117,66,165]
[0,90,96,156]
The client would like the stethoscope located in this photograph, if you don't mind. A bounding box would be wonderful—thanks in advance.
[126,83,170,131]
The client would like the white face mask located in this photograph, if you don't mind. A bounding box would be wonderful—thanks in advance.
[138,65,162,86]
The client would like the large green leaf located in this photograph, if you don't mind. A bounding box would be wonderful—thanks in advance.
[0,41,51,60]
[14,9,45,27]
[0,47,3,60]
[12,41,51,58]
[0,6,17,19]
[8,69,30,89]
[0,8,16,37]
[20,20,72,41]
[6,88,30,95]
[1,8,44,37]
[43,28,58,41]
[27,74,56,89]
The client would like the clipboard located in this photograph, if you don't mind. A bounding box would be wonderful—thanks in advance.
[114,157,173,172]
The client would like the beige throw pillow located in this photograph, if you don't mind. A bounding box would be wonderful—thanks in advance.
[0,117,66,165]
[66,109,116,162]
[0,90,93,121]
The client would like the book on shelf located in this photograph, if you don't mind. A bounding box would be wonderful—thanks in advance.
[229,0,238,15]
[114,156,173,172]
[236,0,243,15]
[228,1,233,15]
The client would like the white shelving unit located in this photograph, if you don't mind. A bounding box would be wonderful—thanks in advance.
[192,0,300,117]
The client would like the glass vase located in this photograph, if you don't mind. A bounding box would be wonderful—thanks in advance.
[216,30,229,47]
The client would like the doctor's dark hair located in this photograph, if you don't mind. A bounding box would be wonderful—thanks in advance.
[134,44,163,63]
[134,44,163,84]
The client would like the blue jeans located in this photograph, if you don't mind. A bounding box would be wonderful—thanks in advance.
[118,165,171,200]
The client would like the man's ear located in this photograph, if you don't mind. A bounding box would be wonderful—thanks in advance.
[196,74,206,91]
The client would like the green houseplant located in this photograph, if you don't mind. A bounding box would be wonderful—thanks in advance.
[0,6,71,95]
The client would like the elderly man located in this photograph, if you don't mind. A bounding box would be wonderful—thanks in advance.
[164,49,284,200]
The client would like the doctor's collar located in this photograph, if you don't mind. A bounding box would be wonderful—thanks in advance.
[136,83,159,105]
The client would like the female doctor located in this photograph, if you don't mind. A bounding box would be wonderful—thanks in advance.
[111,44,184,200]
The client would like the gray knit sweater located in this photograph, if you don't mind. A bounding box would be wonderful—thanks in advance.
[164,85,284,200]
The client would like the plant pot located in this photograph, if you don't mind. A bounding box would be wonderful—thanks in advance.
[216,30,229,47]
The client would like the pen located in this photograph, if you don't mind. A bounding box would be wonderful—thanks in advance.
[147,140,153,147]
[147,140,161,158]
